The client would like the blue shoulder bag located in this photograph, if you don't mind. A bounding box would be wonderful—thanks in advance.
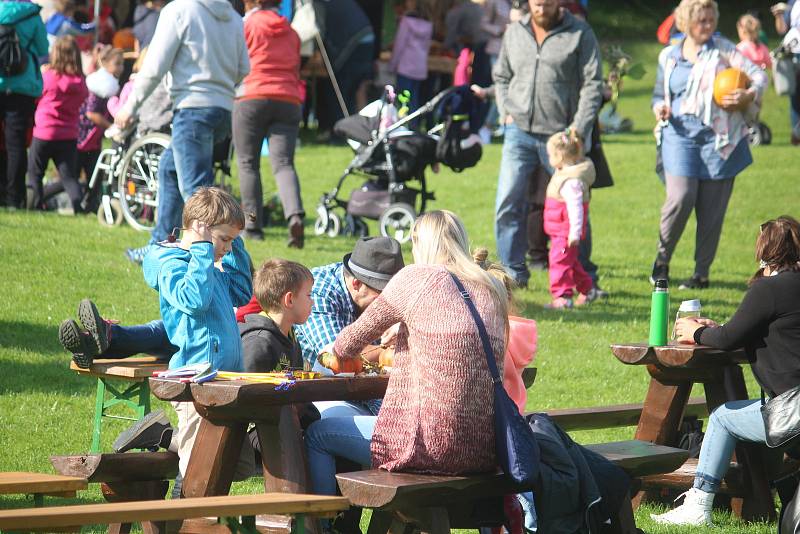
[449,272,540,486]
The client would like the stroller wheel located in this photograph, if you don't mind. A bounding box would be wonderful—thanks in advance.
[97,198,123,227]
[379,203,416,244]
[314,211,341,237]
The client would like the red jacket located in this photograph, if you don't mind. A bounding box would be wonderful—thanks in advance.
[239,9,302,104]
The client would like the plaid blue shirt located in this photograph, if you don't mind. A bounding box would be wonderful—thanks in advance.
[295,262,356,366]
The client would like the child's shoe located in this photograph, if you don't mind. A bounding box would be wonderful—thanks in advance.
[77,299,110,354]
[545,297,573,309]
[650,487,714,526]
[575,287,600,306]
[58,319,98,369]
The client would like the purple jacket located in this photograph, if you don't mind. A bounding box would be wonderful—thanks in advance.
[389,14,432,81]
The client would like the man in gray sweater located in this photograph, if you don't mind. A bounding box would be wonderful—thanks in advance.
[492,0,602,288]
[116,0,250,263]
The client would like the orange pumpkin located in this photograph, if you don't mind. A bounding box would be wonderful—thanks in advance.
[713,68,750,111]
[378,347,395,368]
[320,353,363,374]
[112,29,136,51]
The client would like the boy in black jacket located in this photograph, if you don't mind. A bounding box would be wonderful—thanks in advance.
[240,258,313,372]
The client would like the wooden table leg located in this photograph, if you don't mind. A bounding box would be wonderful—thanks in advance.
[182,416,247,498]
[101,480,169,534]
[704,366,776,521]
[634,373,692,445]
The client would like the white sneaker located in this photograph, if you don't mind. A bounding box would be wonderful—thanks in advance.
[650,487,714,526]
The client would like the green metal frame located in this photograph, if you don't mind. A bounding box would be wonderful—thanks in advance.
[90,377,151,453]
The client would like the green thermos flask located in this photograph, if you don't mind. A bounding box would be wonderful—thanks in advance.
[649,279,669,346]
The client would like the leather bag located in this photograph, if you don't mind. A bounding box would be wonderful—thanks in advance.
[761,385,800,448]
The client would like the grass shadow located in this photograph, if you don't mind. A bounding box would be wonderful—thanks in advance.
[0,350,96,396]
[0,320,62,355]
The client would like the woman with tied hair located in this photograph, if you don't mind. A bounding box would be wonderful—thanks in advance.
[649,0,767,290]
[653,215,800,526]
[305,210,508,502]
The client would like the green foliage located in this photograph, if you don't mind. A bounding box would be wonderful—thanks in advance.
[0,38,796,533]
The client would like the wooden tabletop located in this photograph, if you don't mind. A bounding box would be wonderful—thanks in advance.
[151,375,389,418]
[0,493,349,530]
[0,472,87,495]
[70,357,168,380]
[611,342,748,368]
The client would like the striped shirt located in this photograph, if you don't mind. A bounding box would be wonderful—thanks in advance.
[295,262,356,365]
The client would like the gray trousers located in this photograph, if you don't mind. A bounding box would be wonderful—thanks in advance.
[656,173,735,278]
[232,98,304,233]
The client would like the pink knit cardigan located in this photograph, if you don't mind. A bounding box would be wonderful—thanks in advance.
[334,264,506,475]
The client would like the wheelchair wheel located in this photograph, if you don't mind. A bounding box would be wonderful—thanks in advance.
[379,203,415,243]
[118,133,170,232]
[314,211,341,237]
[97,198,123,227]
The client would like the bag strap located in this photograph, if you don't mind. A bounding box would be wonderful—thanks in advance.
[447,271,501,384]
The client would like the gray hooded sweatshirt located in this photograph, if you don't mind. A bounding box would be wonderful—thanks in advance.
[492,11,602,139]
[123,0,250,115]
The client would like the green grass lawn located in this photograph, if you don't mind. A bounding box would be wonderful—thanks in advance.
[0,34,796,532]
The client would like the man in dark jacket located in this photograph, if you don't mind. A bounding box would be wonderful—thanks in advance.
[493,0,603,288]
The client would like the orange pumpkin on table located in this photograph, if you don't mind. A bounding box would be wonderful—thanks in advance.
[319,353,363,374]
[713,68,750,112]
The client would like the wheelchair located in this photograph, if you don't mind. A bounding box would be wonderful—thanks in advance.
[89,129,234,231]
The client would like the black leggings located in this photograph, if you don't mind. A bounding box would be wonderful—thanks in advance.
[27,137,83,213]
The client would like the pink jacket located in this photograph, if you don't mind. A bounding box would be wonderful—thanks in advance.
[736,40,772,70]
[33,70,88,141]
[389,14,433,81]
[504,316,537,413]
[108,78,135,118]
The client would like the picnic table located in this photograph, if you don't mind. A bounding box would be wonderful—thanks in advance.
[70,357,168,452]
[611,342,776,520]
[150,375,389,501]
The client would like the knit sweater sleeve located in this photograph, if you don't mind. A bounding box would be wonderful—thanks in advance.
[698,279,774,350]
[334,265,433,359]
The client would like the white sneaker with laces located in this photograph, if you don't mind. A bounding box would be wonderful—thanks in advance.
[650,487,714,526]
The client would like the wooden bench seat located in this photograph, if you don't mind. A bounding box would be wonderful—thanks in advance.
[0,472,87,507]
[541,397,707,431]
[336,439,689,533]
[0,493,349,533]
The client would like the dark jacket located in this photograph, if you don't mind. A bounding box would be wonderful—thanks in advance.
[240,313,304,372]
[492,11,603,139]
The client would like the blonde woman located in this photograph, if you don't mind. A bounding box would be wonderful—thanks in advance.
[305,210,508,499]
[650,0,767,290]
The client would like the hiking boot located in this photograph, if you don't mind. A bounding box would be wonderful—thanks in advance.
[287,215,304,249]
[545,297,573,309]
[650,262,669,285]
[679,274,710,290]
[651,487,714,526]
[58,319,97,369]
[78,299,110,354]
[125,244,154,265]
[114,409,174,453]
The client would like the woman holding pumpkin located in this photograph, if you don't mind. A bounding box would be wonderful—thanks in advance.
[650,0,766,290]
[305,210,508,498]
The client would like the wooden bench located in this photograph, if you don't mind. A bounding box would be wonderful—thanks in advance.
[0,472,87,507]
[336,439,689,533]
[543,396,707,431]
[70,357,168,453]
[51,452,178,534]
[0,493,349,534]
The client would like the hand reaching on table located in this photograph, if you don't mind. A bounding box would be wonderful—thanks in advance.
[674,317,718,344]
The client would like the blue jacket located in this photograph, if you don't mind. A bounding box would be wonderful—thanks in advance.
[0,1,49,97]
[143,237,252,372]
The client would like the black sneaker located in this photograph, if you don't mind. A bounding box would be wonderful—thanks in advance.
[679,274,709,290]
[77,299,110,354]
[58,319,97,369]
[113,410,174,453]
[650,262,669,285]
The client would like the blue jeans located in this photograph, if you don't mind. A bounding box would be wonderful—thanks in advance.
[149,107,232,244]
[495,124,553,285]
[102,321,176,360]
[305,416,376,495]
[693,399,766,493]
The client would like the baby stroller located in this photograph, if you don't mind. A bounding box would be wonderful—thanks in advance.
[88,126,234,231]
[314,85,483,243]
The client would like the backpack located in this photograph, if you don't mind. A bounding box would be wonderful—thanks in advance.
[0,13,36,77]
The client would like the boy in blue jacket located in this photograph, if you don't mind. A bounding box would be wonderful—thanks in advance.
[142,186,253,485]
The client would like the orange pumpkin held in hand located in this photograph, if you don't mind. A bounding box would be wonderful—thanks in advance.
[713,68,750,112]
[320,353,363,374]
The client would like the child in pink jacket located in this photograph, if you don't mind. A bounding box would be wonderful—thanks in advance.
[736,14,771,70]
[543,129,597,309]
[27,35,88,213]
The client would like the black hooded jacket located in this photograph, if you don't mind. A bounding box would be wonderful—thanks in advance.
[239,313,304,372]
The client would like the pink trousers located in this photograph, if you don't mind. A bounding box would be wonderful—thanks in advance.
[548,235,593,298]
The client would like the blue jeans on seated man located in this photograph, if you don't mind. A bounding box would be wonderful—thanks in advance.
[495,124,553,286]
[305,416,376,495]
[105,320,177,361]
[693,398,766,493]
[149,107,232,244]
